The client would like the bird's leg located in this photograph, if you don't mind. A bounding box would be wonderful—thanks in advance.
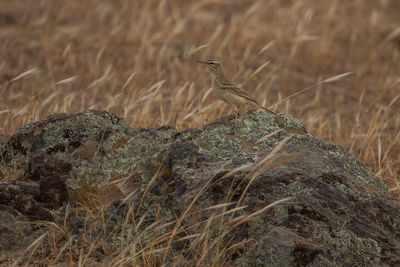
[233,105,239,132]
[241,107,246,125]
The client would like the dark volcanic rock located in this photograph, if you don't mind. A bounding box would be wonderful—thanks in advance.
[0,179,53,221]
[1,110,399,266]
[0,208,31,250]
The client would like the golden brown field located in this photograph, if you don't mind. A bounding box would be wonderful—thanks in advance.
[2,0,399,188]
[1,0,400,264]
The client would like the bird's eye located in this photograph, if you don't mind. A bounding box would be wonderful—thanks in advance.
[209,62,214,65]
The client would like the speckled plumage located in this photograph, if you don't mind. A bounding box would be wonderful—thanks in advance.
[198,59,275,130]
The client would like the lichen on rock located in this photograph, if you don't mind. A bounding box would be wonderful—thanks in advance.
[1,109,399,266]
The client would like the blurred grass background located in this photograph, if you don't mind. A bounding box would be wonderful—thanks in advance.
[0,0,399,191]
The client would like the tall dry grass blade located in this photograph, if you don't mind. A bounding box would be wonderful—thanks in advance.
[321,72,354,83]
[208,24,223,44]
[86,65,112,89]
[245,2,261,17]
[216,238,254,266]
[378,136,382,170]
[383,26,400,42]
[42,90,59,107]
[183,107,198,121]
[259,40,275,55]
[10,68,40,82]
[201,87,213,103]
[52,236,75,264]
[78,247,84,267]
[187,44,208,56]
[366,78,400,110]
[250,60,271,78]
[382,131,400,163]
[160,157,243,264]
[226,197,293,228]
[218,163,253,180]
[386,94,400,110]
[54,76,77,85]
[255,129,284,144]
[201,202,237,211]
[18,232,48,267]
[251,135,293,175]
[175,233,202,242]
[198,103,217,114]
[121,71,136,91]
[183,206,247,230]
[177,82,189,97]
[293,35,319,43]
[237,135,294,207]
[389,185,400,192]
[139,80,165,102]
[142,247,168,256]
[271,72,354,107]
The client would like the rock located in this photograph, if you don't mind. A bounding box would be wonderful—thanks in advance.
[0,208,31,250]
[1,109,399,266]
[0,179,53,221]
[0,134,9,157]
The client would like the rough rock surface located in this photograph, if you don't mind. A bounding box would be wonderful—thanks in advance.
[1,110,399,266]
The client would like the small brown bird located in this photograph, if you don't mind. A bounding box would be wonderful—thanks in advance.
[198,59,275,131]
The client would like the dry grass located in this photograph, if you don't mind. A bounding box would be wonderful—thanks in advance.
[5,134,294,266]
[1,0,399,187]
[1,0,400,265]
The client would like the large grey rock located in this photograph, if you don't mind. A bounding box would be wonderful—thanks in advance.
[1,110,399,266]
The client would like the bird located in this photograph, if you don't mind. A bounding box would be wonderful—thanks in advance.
[198,59,275,131]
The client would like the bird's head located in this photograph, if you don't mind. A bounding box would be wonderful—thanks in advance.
[198,59,223,74]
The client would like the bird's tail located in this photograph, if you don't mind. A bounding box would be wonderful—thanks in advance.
[247,98,276,114]
[259,105,276,114]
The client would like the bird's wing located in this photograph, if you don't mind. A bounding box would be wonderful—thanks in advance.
[220,83,276,114]
[220,83,259,104]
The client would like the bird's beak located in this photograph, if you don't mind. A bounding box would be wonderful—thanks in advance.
[197,60,208,64]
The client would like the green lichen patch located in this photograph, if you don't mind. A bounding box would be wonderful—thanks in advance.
[53,113,179,191]
[192,125,242,160]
